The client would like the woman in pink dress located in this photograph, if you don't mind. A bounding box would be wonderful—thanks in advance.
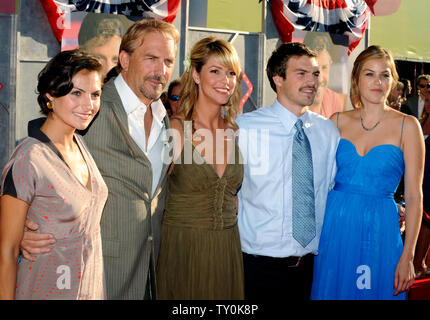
[0,49,108,300]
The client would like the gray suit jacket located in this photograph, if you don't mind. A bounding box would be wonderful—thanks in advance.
[83,78,170,299]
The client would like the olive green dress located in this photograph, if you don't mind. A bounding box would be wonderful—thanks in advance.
[157,123,244,300]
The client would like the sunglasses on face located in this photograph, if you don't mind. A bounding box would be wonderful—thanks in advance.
[169,94,180,101]
[418,83,430,89]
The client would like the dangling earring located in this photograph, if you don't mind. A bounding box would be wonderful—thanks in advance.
[47,101,53,109]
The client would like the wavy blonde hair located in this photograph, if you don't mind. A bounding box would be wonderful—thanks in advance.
[350,45,399,109]
[178,36,242,130]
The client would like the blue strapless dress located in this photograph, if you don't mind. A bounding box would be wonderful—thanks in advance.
[311,138,406,300]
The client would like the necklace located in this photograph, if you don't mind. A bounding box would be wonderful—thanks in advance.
[360,116,380,131]
[360,110,385,131]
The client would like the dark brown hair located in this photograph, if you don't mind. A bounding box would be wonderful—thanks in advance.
[36,49,102,115]
[266,42,317,93]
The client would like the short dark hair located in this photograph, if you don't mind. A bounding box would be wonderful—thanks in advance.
[37,49,102,115]
[266,42,317,93]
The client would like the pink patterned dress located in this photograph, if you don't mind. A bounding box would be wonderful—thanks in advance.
[1,118,108,299]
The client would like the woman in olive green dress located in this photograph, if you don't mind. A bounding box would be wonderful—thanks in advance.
[156,36,244,299]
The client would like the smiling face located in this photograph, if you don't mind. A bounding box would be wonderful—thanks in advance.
[119,30,176,105]
[273,55,320,110]
[192,55,237,107]
[47,69,102,131]
[358,58,393,106]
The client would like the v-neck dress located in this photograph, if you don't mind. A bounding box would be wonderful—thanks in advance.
[1,118,108,300]
[156,131,244,299]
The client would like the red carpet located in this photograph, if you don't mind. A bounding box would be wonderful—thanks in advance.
[407,276,430,300]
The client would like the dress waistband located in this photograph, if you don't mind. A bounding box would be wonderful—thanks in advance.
[333,182,394,199]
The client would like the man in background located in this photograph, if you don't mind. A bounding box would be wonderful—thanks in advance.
[401,74,430,119]
[78,13,132,78]
[303,32,347,118]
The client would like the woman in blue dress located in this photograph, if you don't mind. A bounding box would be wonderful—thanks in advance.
[311,45,424,300]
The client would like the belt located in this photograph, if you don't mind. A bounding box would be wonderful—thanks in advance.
[244,252,313,268]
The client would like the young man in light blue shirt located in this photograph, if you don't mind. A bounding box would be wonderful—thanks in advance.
[236,42,340,300]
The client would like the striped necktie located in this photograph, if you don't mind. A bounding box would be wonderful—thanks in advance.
[292,119,316,247]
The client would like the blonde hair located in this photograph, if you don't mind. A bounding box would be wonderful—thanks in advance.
[117,19,179,71]
[179,36,242,130]
[350,45,399,109]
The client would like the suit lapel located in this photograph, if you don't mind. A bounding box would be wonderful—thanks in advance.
[103,79,151,165]
[104,78,171,198]
[152,115,171,196]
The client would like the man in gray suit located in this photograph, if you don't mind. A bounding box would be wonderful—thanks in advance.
[401,74,430,119]
[20,19,179,300]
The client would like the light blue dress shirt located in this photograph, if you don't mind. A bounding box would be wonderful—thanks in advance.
[236,100,340,257]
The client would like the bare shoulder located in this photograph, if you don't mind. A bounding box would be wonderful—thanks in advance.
[332,109,358,127]
[169,116,185,132]
[341,109,359,118]
[386,107,408,118]
[328,112,338,124]
[400,113,423,147]
[397,111,421,131]
[384,108,420,135]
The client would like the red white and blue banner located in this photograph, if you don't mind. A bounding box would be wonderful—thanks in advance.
[268,0,378,54]
[40,0,181,43]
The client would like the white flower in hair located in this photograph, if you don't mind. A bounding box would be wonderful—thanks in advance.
[183,56,191,72]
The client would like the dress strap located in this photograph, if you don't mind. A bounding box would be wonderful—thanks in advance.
[400,115,406,147]
[336,112,340,129]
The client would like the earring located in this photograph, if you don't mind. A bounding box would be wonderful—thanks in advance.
[47,101,53,109]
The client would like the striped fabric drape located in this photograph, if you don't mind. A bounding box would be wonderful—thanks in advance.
[40,0,181,43]
[269,0,377,54]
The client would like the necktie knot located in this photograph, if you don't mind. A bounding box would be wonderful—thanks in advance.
[294,119,303,131]
[294,119,304,140]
